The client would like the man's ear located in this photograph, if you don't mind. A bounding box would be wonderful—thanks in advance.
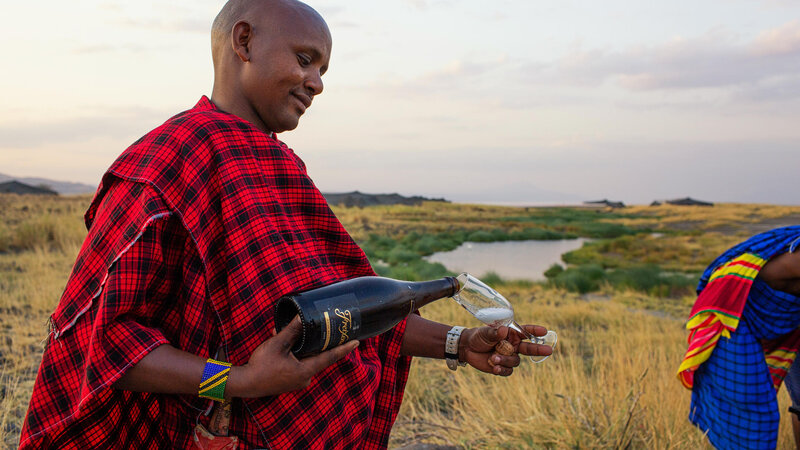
[231,20,253,62]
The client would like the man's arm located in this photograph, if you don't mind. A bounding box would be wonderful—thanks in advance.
[400,314,553,376]
[759,250,800,296]
[117,312,555,397]
[114,317,358,399]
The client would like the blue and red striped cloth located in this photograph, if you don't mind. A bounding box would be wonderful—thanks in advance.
[679,226,800,449]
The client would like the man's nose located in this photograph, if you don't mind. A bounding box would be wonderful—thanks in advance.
[305,71,324,96]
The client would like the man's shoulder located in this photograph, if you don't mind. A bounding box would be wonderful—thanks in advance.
[125,106,256,161]
[159,104,250,141]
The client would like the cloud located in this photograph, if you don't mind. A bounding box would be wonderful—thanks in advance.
[114,16,210,34]
[528,21,800,103]
[734,74,800,101]
[0,107,170,148]
[100,1,216,34]
[751,20,800,56]
[402,0,456,10]
[351,20,800,110]
[373,56,509,98]
[72,43,150,54]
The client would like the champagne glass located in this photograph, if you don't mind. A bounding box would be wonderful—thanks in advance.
[452,273,557,363]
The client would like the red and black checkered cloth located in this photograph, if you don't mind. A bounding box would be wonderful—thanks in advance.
[20,97,412,449]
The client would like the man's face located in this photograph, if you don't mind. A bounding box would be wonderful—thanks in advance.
[240,8,331,134]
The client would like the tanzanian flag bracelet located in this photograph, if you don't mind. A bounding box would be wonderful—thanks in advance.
[199,358,232,402]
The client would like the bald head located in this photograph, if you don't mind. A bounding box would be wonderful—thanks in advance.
[211,0,327,71]
[209,0,332,133]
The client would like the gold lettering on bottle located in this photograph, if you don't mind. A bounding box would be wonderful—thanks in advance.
[335,308,352,345]
[322,311,332,351]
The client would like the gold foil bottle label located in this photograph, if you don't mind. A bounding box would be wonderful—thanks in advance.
[335,308,352,345]
[322,311,332,351]
[314,292,360,353]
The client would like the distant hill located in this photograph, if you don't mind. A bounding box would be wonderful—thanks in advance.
[0,175,447,207]
[323,191,448,207]
[0,173,96,195]
[0,181,58,195]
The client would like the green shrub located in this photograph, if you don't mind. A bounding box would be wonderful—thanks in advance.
[510,228,571,240]
[477,271,504,286]
[607,265,697,297]
[550,268,602,294]
[575,222,637,239]
[467,230,495,242]
[361,234,398,260]
[543,264,564,279]
[549,264,605,294]
[373,260,449,281]
[386,246,419,265]
[548,262,698,297]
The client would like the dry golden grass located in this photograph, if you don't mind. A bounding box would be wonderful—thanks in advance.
[332,202,529,242]
[0,248,80,447]
[392,286,795,449]
[563,232,742,273]
[621,203,800,233]
[2,194,799,448]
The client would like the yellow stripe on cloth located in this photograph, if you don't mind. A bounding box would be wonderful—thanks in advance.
[708,254,766,283]
[677,253,768,390]
[677,313,735,390]
[766,348,796,362]
[686,311,739,331]
[683,332,726,360]
[679,333,723,373]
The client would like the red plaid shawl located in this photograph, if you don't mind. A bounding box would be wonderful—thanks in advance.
[20,97,412,449]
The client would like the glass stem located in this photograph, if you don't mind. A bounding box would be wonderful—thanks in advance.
[511,320,548,345]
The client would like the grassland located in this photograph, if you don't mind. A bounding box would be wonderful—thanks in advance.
[1,194,799,448]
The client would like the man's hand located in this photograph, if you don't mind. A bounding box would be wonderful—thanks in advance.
[458,325,553,376]
[229,316,358,399]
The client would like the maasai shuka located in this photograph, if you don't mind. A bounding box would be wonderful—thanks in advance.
[20,97,412,449]
[678,226,800,449]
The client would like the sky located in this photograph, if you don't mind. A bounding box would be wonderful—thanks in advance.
[1,0,799,205]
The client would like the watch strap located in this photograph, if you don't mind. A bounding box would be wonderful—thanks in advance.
[445,326,466,371]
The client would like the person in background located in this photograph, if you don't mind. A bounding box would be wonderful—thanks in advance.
[19,1,552,449]
[678,226,800,449]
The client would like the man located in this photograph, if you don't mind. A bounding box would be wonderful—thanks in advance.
[19,1,552,448]
[678,226,800,449]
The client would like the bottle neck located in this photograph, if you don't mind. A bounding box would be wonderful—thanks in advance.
[411,276,460,311]
[446,276,460,296]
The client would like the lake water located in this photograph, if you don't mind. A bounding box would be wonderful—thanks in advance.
[425,239,590,281]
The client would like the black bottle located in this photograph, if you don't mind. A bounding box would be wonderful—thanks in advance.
[274,276,460,358]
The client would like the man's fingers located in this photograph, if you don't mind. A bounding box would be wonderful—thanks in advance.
[475,325,508,346]
[488,353,520,368]
[518,341,554,357]
[480,326,499,342]
[301,340,359,374]
[275,316,303,352]
[492,364,513,377]
[521,324,549,337]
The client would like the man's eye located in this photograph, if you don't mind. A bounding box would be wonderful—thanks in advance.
[297,54,311,66]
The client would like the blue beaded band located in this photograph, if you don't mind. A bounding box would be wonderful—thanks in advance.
[199,358,232,402]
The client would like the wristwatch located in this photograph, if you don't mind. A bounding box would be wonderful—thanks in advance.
[445,326,467,371]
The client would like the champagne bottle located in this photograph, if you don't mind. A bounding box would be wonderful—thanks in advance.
[274,276,460,358]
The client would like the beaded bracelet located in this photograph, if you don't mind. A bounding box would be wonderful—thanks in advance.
[199,358,232,402]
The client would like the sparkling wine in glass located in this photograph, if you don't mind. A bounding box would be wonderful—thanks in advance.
[452,273,557,363]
